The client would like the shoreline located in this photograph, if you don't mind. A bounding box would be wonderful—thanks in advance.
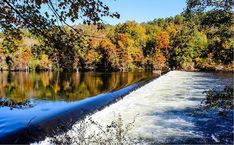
[0,68,232,73]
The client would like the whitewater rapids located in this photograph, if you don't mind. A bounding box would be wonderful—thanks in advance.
[34,71,232,144]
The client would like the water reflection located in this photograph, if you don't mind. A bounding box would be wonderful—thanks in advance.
[0,72,152,102]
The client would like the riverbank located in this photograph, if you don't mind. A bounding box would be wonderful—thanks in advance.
[0,61,233,73]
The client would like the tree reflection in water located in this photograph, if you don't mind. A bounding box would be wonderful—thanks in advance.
[0,71,152,103]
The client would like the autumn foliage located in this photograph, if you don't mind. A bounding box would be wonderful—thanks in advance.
[0,13,233,71]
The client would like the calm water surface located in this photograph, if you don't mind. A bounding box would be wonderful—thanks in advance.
[0,71,152,102]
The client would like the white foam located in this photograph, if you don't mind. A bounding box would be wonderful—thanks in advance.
[35,71,228,144]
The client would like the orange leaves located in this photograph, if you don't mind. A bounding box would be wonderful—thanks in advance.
[99,39,116,53]
[153,31,170,69]
[116,33,130,48]
[99,39,111,48]
[156,31,170,50]
[155,51,167,68]
[132,47,144,62]
[98,38,120,69]
[90,38,99,49]
[19,49,32,66]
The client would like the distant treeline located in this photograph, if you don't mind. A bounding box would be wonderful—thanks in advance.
[0,13,233,72]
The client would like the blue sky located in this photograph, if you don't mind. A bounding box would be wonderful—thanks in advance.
[102,0,187,24]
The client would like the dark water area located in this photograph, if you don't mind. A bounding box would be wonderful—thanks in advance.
[0,71,154,143]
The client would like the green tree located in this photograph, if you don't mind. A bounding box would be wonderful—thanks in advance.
[170,23,208,70]
[186,0,234,66]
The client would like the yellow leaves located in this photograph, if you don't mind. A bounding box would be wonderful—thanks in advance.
[13,48,32,68]
[222,39,233,49]
[116,33,130,48]
[166,26,177,38]
[21,49,32,62]
[38,54,52,69]
[90,37,99,49]
[86,48,102,66]
[131,47,144,61]
[99,39,115,51]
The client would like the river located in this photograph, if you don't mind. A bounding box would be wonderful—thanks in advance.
[36,71,233,144]
[0,71,233,144]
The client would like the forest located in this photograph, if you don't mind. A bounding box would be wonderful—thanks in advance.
[0,2,233,72]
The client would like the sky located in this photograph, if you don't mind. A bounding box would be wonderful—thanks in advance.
[102,0,187,25]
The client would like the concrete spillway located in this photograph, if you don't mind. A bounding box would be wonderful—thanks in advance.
[36,71,233,144]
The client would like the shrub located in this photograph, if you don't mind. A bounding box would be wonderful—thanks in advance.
[47,114,141,145]
[201,85,233,116]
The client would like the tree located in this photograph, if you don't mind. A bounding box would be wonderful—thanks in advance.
[170,23,208,70]
[186,0,233,13]
[154,31,170,69]
[114,21,146,70]
[156,31,170,50]
[0,0,119,32]
[1,32,22,70]
[185,0,234,66]
[98,38,119,70]
[0,0,119,70]
[115,21,147,48]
